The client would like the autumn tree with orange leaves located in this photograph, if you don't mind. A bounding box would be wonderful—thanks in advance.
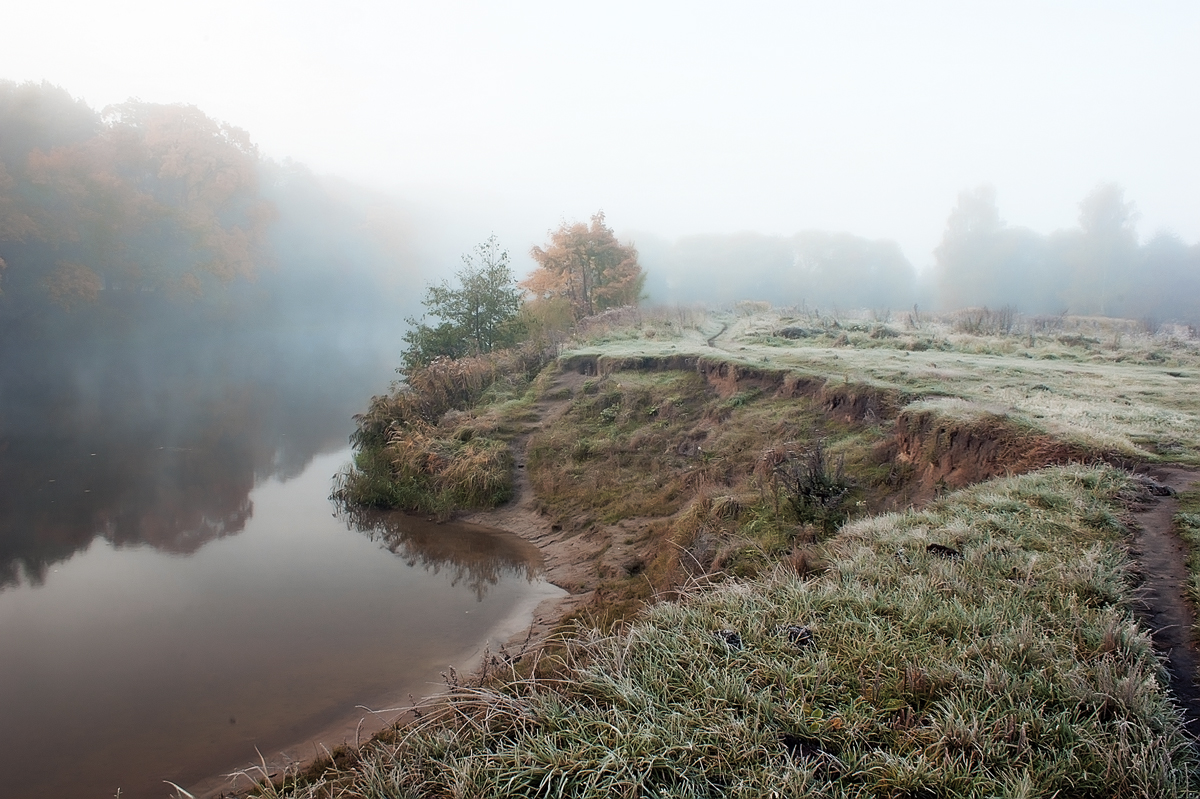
[523,212,644,320]
[0,82,273,329]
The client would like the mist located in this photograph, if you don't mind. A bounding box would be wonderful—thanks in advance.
[637,230,917,312]
[3,8,1199,795]
[5,2,1197,270]
[2,0,1199,586]
[0,82,450,586]
[632,184,1200,327]
[931,184,1200,325]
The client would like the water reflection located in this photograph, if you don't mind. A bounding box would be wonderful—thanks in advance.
[346,508,544,600]
[0,446,560,799]
[0,327,396,589]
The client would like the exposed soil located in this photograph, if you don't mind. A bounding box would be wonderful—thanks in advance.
[460,368,614,643]
[564,352,1104,509]
[1128,465,1200,735]
[475,360,1200,739]
[884,408,1090,499]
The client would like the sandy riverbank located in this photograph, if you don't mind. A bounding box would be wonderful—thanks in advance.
[186,536,565,799]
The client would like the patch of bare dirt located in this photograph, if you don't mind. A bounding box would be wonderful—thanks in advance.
[1128,465,1200,735]
[460,368,630,643]
[882,408,1089,500]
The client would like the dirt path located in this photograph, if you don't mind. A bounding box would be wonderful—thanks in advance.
[460,368,602,644]
[706,322,729,347]
[1130,465,1200,735]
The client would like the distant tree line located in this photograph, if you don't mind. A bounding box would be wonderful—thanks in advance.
[638,230,916,312]
[638,186,1200,326]
[8,81,1196,341]
[933,184,1200,325]
[0,82,273,338]
[0,81,428,348]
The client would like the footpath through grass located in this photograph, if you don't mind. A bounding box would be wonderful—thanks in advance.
[1175,489,1200,641]
[256,465,1198,798]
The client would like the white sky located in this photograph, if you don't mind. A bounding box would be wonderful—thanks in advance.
[4,0,1198,269]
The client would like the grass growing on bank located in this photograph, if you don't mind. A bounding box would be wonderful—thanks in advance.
[524,365,884,609]
[525,369,869,524]
[255,465,1197,798]
[332,345,553,516]
[525,369,714,524]
[1175,489,1200,640]
[565,308,1200,464]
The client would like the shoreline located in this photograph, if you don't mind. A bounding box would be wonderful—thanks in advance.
[186,541,566,799]
[187,349,1200,797]
[187,368,596,798]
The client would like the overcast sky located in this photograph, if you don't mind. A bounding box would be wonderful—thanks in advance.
[4,0,1197,269]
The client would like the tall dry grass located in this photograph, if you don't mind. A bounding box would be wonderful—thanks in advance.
[338,343,553,513]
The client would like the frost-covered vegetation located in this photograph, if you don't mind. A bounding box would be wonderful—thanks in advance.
[277,306,1200,799]
[568,307,1200,464]
[252,467,1198,798]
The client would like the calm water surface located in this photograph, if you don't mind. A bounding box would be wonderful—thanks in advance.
[0,338,562,799]
[0,448,560,799]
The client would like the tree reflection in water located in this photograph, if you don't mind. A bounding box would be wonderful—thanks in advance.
[342,506,544,601]
[0,328,395,590]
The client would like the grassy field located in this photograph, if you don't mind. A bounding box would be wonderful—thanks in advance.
[569,307,1200,464]
[275,308,1200,798]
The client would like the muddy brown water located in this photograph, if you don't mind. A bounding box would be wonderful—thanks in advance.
[0,447,562,799]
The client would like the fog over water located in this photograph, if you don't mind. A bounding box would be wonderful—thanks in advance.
[3,2,1197,272]
[0,80,574,798]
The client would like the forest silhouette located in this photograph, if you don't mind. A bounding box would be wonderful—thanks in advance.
[638,186,1200,326]
[0,82,424,587]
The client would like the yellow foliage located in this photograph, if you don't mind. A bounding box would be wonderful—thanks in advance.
[43,261,103,310]
[524,211,644,319]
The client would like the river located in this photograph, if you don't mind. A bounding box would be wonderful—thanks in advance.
[0,331,562,798]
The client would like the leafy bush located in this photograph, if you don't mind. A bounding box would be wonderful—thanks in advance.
[400,236,525,372]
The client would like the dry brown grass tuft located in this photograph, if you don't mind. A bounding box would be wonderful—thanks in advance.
[786,544,828,578]
[338,343,553,513]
